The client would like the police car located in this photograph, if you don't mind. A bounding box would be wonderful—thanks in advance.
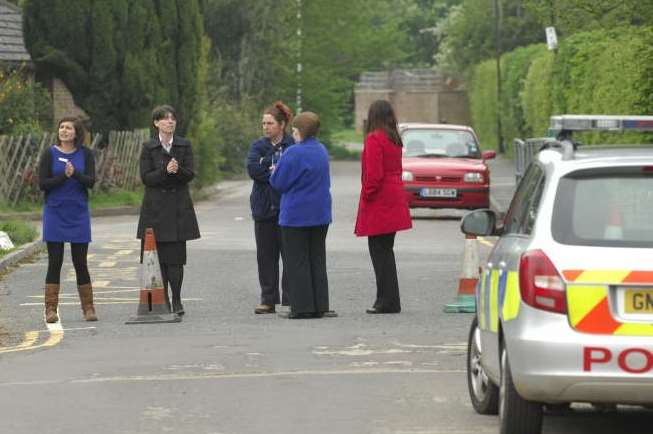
[461,115,653,434]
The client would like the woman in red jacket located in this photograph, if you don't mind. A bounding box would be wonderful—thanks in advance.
[355,100,412,314]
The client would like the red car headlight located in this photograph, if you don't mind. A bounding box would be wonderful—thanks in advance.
[463,172,484,183]
[402,171,414,182]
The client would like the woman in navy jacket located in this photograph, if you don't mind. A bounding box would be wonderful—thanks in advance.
[270,112,334,319]
[246,101,294,314]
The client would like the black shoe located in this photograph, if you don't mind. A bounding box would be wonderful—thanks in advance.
[278,311,318,319]
[366,307,400,314]
[172,299,185,316]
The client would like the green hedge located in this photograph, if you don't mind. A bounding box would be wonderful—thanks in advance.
[469,26,653,152]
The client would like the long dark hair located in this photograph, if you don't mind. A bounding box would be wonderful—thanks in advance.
[57,117,85,147]
[365,100,402,146]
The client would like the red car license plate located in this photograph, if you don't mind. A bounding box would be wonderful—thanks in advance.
[420,188,457,198]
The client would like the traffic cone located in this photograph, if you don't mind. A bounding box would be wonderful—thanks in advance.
[604,207,623,240]
[126,228,181,324]
[444,234,479,313]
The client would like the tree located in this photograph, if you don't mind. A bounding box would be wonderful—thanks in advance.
[524,0,653,35]
[397,0,462,66]
[436,0,543,74]
[23,0,205,133]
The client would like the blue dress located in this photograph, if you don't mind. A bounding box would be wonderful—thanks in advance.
[42,146,92,243]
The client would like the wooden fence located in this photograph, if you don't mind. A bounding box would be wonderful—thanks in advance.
[0,129,149,205]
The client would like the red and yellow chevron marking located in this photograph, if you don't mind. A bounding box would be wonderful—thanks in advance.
[565,270,653,336]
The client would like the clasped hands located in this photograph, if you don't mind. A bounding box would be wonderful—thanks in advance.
[166,158,179,174]
[64,161,75,177]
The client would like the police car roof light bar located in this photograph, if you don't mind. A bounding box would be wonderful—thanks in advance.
[549,115,653,138]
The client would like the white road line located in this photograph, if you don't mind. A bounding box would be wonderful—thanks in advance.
[2,368,465,386]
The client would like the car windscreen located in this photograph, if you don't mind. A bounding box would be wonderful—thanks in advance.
[552,166,653,248]
[401,129,480,158]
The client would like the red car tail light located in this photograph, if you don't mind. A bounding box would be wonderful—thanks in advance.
[519,250,567,314]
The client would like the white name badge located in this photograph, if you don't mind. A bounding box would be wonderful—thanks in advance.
[58,157,69,163]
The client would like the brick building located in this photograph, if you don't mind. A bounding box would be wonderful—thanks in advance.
[0,0,88,125]
[354,69,471,132]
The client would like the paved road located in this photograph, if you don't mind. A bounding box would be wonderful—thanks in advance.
[0,159,649,434]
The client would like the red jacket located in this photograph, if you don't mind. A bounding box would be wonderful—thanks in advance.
[354,129,412,237]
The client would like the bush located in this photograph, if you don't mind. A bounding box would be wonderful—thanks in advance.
[468,60,498,150]
[0,68,52,135]
[522,50,555,137]
[469,26,653,152]
[0,220,38,246]
[500,44,546,154]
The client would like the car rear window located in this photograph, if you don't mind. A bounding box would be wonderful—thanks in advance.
[401,129,480,158]
[552,166,653,247]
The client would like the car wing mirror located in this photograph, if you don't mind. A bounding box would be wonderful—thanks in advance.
[482,150,496,160]
[461,209,498,236]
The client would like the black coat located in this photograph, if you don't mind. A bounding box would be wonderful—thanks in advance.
[136,136,200,242]
[246,134,294,221]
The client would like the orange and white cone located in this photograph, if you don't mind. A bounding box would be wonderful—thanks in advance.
[126,228,181,324]
[444,234,480,313]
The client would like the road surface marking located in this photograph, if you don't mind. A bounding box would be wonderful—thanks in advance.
[477,237,494,247]
[0,315,64,354]
[21,298,201,306]
[1,368,466,386]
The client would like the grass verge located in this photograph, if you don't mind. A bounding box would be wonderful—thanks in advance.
[332,128,364,144]
[0,220,39,259]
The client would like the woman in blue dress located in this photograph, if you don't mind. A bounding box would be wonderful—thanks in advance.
[38,117,97,323]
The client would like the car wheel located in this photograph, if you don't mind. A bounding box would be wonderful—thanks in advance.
[467,317,499,414]
[499,346,543,434]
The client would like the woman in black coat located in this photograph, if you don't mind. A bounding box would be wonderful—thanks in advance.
[136,105,200,315]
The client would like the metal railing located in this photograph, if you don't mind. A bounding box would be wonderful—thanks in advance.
[513,137,557,184]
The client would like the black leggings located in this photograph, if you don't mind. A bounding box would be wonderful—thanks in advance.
[46,242,91,285]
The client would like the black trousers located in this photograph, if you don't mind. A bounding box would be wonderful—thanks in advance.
[368,232,401,312]
[254,219,288,305]
[46,242,91,285]
[281,225,329,314]
[160,263,183,303]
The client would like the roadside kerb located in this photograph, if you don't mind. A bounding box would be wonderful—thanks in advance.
[0,239,45,274]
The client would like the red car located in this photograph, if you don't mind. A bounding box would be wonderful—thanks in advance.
[399,123,495,209]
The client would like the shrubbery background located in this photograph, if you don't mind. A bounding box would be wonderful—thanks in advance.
[468,27,653,151]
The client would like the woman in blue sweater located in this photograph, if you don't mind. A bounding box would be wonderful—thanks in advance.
[38,117,97,323]
[270,112,334,319]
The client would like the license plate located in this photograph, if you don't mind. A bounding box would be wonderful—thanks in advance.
[420,188,457,198]
[624,288,653,314]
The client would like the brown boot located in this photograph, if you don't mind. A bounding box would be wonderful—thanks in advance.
[44,283,60,323]
[77,283,98,321]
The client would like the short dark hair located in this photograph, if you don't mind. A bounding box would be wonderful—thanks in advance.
[57,117,85,147]
[152,105,177,123]
[365,100,402,146]
[292,112,320,139]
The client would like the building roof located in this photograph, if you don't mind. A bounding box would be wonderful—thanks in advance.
[0,0,31,66]
[355,69,464,92]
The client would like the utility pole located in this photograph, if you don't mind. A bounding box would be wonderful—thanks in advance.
[494,0,504,153]
[296,0,303,114]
